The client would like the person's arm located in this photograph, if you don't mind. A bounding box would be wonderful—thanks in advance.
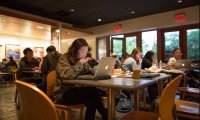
[56,55,84,80]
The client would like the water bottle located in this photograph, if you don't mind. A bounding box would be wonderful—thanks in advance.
[159,60,162,69]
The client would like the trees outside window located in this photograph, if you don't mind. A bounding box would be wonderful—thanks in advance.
[187,29,200,60]
[126,36,136,54]
[142,31,157,58]
[164,31,180,61]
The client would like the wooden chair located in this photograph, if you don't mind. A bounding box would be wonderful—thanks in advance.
[15,80,59,120]
[175,100,199,120]
[8,66,20,107]
[118,75,183,120]
[7,66,17,81]
[175,87,200,119]
[178,87,200,100]
[47,70,85,120]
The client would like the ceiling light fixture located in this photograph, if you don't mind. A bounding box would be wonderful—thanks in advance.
[70,9,75,12]
[131,11,135,14]
[0,18,5,22]
[37,26,44,29]
[98,19,102,22]
[66,32,70,34]
[55,29,60,33]
[177,0,182,3]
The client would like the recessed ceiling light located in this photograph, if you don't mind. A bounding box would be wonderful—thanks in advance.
[37,26,44,29]
[70,9,75,12]
[55,29,60,33]
[98,19,102,22]
[131,11,135,14]
[66,32,70,34]
[177,0,182,3]
[0,18,5,22]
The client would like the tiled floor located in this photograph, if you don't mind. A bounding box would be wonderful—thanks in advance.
[0,83,124,120]
[0,83,18,120]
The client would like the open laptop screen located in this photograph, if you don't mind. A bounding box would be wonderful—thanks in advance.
[175,60,192,69]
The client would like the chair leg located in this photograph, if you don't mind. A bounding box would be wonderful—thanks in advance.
[64,110,70,120]
[15,88,21,109]
[79,108,84,120]
[143,92,147,109]
[56,110,62,118]
[15,88,18,103]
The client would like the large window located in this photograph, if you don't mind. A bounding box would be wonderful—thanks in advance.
[187,29,199,60]
[96,24,198,62]
[164,31,180,61]
[125,36,137,54]
[142,30,157,58]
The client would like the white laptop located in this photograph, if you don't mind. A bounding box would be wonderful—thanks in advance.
[77,57,116,80]
[175,60,192,70]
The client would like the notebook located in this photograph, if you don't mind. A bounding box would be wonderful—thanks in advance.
[77,57,116,80]
[175,60,192,70]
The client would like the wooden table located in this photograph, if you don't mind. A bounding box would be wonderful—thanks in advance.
[0,72,11,83]
[22,70,41,74]
[0,72,11,75]
[161,69,188,86]
[63,73,171,120]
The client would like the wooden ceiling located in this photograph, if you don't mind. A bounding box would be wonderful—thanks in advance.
[0,14,51,40]
[0,14,92,40]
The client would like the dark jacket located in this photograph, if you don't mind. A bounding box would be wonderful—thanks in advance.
[6,61,18,69]
[141,58,152,69]
[17,57,39,79]
[41,51,61,81]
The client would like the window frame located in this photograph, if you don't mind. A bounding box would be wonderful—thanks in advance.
[96,23,199,62]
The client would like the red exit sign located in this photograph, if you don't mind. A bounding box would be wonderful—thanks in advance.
[175,13,185,23]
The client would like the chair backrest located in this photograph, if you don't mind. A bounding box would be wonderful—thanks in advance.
[159,75,182,120]
[7,66,17,73]
[47,70,57,97]
[15,80,58,120]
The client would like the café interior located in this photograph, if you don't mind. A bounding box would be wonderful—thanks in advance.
[0,0,199,120]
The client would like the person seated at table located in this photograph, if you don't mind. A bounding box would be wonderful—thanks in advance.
[5,56,18,81]
[56,38,108,120]
[6,56,18,69]
[38,45,61,93]
[142,50,158,103]
[111,52,121,69]
[168,47,182,63]
[123,47,142,72]
[17,48,42,84]
[141,50,155,69]
[1,58,7,72]
[119,52,129,63]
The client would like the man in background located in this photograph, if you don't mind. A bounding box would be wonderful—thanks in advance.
[38,46,61,93]
[17,48,41,84]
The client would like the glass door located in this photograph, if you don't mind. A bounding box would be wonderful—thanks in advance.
[111,38,124,57]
